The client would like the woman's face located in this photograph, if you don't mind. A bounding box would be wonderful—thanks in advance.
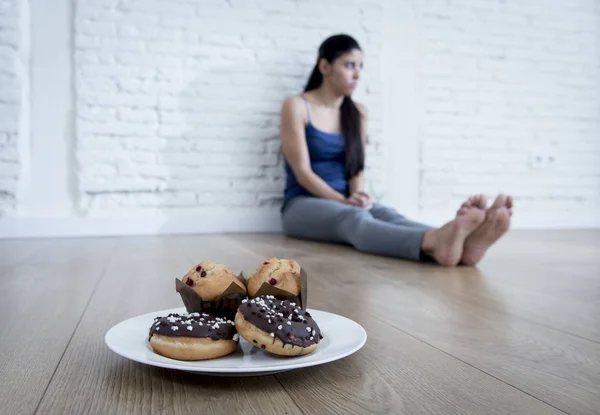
[321,49,364,96]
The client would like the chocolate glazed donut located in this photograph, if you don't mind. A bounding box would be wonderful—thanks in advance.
[234,295,323,356]
[148,312,239,361]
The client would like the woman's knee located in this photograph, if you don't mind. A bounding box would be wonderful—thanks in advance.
[370,203,403,218]
[339,205,371,222]
[336,207,373,247]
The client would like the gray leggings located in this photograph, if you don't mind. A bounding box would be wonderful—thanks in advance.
[281,196,433,261]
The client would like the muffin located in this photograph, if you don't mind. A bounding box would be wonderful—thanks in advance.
[182,261,246,300]
[176,261,247,320]
[247,258,302,301]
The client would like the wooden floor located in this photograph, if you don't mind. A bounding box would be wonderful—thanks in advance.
[1,230,599,415]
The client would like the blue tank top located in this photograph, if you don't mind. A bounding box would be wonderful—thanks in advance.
[282,96,348,212]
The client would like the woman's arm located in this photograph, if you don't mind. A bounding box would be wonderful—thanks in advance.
[349,171,365,195]
[280,97,348,204]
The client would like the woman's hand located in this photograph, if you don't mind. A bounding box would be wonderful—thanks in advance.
[345,191,373,210]
[358,191,373,209]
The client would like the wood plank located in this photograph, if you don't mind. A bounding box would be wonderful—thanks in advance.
[35,236,303,415]
[0,238,51,275]
[361,276,600,415]
[0,237,115,415]
[421,264,600,343]
[221,235,565,414]
[277,308,564,415]
[475,230,600,300]
[464,230,600,342]
[226,233,600,415]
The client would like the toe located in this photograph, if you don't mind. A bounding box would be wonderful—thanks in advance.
[459,199,472,211]
[474,194,488,209]
[491,193,507,210]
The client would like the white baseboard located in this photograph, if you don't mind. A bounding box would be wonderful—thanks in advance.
[0,208,284,239]
[0,209,598,239]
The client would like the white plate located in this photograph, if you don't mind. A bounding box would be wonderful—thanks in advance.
[105,307,367,377]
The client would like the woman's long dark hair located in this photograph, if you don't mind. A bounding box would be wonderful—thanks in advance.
[304,34,364,180]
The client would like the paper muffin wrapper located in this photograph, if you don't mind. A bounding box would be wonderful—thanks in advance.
[175,272,248,320]
[250,268,308,310]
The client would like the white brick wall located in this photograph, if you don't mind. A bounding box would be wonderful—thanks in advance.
[416,0,600,216]
[2,0,598,238]
[74,0,385,214]
[0,0,24,212]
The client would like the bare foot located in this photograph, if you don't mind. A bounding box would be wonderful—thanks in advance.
[421,196,486,266]
[461,194,512,266]
[457,194,488,216]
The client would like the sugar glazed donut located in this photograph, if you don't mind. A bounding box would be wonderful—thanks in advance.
[235,296,322,356]
[149,312,239,361]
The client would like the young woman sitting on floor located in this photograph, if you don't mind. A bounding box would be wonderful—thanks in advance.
[279,34,512,266]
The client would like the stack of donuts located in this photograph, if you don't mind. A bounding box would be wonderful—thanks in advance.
[148,258,323,361]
